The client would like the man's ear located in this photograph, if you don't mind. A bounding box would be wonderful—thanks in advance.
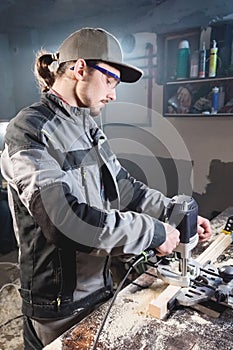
[70,59,87,80]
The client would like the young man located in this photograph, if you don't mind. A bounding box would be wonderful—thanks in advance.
[1,28,211,349]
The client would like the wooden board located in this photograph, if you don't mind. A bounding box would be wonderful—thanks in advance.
[148,284,181,319]
[196,233,232,265]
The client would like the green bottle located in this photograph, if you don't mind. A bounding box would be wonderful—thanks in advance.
[176,40,190,80]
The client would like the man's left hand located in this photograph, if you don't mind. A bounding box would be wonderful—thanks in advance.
[197,215,212,242]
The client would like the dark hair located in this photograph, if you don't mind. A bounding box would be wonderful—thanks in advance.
[34,52,100,93]
[34,50,75,93]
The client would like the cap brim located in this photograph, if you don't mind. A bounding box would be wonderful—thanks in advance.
[103,61,143,83]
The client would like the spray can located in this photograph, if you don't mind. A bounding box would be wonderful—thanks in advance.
[211,86,219,114]
[198,42,206,78]
[176,40,190,79]
[190,50,199,78]
[209,40,218,77]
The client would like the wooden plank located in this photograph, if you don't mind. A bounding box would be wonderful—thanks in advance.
[148,232,232,319]
[148,284,181,319]
[196,233,232,265]
[191,302,221,318]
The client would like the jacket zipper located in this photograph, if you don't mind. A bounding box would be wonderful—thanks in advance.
[56,248,63,311]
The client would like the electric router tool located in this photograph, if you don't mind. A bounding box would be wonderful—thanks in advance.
[156,198,233,309]
[157,194,199,287]
[175,215,233,309]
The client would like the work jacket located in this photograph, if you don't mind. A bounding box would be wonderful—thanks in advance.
[1,93,169,319]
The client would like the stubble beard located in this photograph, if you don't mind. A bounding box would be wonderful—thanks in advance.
[77,86,105,117]
[90,105,104,117]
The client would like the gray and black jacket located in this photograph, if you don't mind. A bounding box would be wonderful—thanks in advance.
[1,93,169,319]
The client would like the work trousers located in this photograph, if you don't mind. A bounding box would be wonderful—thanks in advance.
[23,307,95,349]
[23,316,44,350]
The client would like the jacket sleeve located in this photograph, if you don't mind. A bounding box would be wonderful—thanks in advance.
[116,163,171,218]
[1,114,167,257]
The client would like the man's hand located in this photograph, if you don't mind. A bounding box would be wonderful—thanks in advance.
[156,223,180,256]
[197,215,212,242]
[156,216,211,256]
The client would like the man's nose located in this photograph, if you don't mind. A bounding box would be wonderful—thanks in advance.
[107,88,117,101]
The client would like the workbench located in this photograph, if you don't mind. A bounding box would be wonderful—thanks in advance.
[44,208,233,350]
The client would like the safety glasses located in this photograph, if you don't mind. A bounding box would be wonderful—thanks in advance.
[70,63,121,89]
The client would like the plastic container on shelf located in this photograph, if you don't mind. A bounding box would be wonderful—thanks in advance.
[198,42,206,78]
[211,86,219,114]
[176,40,190,79]
[209,40,218,78]
[190,50,199,78]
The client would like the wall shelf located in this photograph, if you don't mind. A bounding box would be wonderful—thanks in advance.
[164,77,233,117]
[166,76,233,85]
[157,25,233,118]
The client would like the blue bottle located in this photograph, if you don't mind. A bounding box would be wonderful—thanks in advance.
[211,87,219,114]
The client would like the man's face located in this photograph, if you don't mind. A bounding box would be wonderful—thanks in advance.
[76,62,120,117]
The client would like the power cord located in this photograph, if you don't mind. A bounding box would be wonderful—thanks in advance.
[0,281,20,294]
[0,261,19,268]
[0,314,24,329]
[91,250,156,350]
[0,261,22,328]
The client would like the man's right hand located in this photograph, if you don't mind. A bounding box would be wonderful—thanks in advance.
[156,223,180,256]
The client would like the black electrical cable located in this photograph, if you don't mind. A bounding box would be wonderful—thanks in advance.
[0,314,24,328]
[91,250,156,350]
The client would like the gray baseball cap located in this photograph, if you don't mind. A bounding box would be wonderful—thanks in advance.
[58,28,143,83]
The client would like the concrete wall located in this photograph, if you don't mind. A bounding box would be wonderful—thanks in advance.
[104,79,233,219]
[0,33,15,117]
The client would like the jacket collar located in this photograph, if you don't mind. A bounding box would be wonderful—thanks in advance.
[44,91,91,122]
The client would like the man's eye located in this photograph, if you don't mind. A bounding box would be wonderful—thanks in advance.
[106,76,119,89]
[107,79,113,86]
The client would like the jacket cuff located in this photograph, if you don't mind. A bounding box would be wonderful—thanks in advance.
[149,220,166,249]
